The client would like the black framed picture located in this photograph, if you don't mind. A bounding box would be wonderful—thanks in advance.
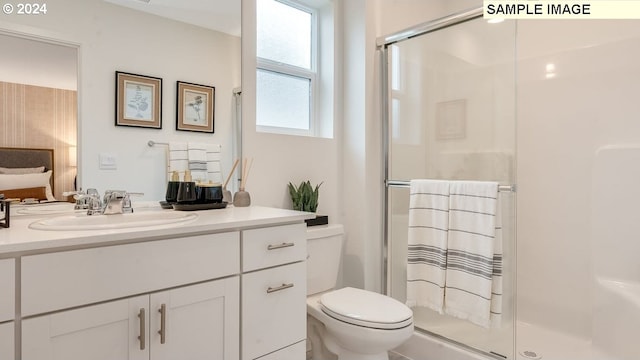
[115,71,162,129]
[176,81,215,133]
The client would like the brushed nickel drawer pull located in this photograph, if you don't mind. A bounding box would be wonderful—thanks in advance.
[158,303,167,344]
[138,308,146,350]
[267,242,295,250]
[267,283,294,293]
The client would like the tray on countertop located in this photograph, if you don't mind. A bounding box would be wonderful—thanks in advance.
[168,202,228,211]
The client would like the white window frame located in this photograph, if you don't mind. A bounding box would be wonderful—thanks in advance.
[256,0,319,136]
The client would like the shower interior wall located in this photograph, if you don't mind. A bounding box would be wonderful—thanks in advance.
[516,19,640,339]
[379,1,640,357]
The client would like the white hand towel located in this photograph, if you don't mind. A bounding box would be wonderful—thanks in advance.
[406,179,450,313]
[205,144,222,183]
[444,181,498,328]
[168,142,188,179]
[187,142,208,183]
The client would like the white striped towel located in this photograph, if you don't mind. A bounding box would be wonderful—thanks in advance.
[490,198,504,328]
[444,180,498,328]
[187,142,208,182]
[187,142,222,183]
[205,144,222,184]
[406,179,450,313]
[168,142,222,183]
[168,142,188,179]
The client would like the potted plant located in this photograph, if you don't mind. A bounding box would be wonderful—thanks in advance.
[287,180,328,226]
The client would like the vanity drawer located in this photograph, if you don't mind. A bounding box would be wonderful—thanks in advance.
[0,259,15,322]
[242,261,306,360]
[22,232,240,316]
[242,223,306,272]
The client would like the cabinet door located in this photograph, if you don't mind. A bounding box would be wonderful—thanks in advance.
[256,340,306,360]
[0,259,14,322]
[242,261,306,360]
[0,322,14,360]
[22,295,149,360]
[150,277,240,360]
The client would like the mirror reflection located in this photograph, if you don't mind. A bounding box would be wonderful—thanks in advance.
[0,0,241,202]
[0,34,78,200]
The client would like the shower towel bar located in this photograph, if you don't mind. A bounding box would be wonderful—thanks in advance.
[386,180,516,193]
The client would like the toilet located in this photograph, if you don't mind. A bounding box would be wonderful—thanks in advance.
[306,224,414,360]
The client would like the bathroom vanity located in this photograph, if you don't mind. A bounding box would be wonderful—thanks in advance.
[0,205,314,360]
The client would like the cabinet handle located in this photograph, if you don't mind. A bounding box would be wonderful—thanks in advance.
[138,308,146,350]
[267,242,294,250]
[158,303,167,344]
[267,283,294,293]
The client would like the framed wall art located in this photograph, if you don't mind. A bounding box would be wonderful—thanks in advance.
[176,81,215,133]
[115,71,162,129]
[436,99,466,140]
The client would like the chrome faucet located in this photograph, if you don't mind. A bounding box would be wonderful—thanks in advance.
[102,190,143,215]
[71,189,103,215]
[102,190,129,215]
[69,188,101,210]
[72,189,143,215]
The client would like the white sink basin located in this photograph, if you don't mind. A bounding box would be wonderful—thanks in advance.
[29,211,198,231]
[16,203,82,216]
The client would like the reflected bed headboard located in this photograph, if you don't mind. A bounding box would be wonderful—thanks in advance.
[0,147,55,200]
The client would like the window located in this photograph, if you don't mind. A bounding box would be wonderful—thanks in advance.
[256,0,317,135]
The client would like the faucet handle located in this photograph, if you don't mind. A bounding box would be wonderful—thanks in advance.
[86,195,103,216]
[87,188,100,197]
[122,192,144,214]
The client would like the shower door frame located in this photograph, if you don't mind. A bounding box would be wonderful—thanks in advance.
[378,6,516,360]
[378,4,483,297]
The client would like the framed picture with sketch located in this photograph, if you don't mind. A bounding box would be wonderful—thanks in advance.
[176,81,215,133]
[436,99,466,140]
[115,71,162,129]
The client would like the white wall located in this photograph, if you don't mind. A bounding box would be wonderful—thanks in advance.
[0,0,240,200]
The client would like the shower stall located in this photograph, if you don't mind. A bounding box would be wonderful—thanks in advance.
[381,7,640,360]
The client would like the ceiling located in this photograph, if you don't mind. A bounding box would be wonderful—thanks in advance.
[104,0,241,37]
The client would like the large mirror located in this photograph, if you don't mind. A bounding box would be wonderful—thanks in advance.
[0,0,241,201]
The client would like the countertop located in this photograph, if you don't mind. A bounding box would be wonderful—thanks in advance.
[0,202,315,256]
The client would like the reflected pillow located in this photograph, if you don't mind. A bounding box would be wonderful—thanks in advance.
[0,166,45,174]
[0,170,55,201]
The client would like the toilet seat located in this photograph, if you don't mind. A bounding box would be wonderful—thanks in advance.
[319,287,413,330]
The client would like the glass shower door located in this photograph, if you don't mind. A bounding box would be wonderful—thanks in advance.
[384,15,517,359]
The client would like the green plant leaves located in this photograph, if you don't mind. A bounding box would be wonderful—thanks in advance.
[288,180,322,212]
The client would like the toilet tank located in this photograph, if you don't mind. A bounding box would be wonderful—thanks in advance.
[306,224,344,295]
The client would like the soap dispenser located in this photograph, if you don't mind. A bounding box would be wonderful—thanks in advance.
[176,170,197,204]
[165,171,180,204]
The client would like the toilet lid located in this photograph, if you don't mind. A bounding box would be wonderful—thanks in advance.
[319,287,413,330]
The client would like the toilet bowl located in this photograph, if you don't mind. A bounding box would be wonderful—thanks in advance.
[306,225,414,360]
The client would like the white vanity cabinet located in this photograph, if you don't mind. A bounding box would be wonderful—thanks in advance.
[1,206,312,360]
[0,259,14,360]
[241,224,307,360]
[22,278,239,360]
[21,232,241,360]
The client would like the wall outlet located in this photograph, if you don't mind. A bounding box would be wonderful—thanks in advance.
[99,153,117,170]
